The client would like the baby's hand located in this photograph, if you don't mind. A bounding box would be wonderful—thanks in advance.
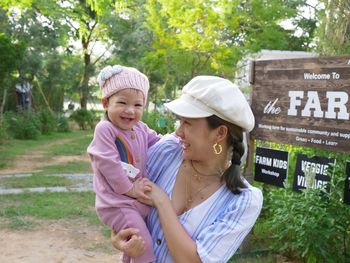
[132,178,151,200]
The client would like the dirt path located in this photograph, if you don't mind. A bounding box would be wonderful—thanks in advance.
[0,137,90,175]
[0,135,123,262]
[0,219,122,263]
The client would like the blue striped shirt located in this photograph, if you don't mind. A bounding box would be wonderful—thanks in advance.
[146,134,263,263]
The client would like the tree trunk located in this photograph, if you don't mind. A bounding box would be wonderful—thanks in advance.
[80,36,91,110]
[0,88,8,127]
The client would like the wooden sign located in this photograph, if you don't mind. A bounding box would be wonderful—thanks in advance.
[292,154,335,192]
[254,147,289,188]
[250,56,350,152]
[344,162,350,205]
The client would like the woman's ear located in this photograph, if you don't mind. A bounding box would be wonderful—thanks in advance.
[216,125,228,142]
[101,98,108,109]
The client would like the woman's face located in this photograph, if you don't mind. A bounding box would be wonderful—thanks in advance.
[106,89,144,131]
[175,117,217,161]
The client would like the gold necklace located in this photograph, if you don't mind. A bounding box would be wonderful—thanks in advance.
[190,160,221,181]
[185,161,222,211]
[185,173,212,210]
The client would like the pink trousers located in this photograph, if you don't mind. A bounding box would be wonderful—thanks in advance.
[98,203,155,263]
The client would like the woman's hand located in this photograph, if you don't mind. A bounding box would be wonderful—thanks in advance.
[135,178,153,206]
[142,179,169,208]
[125,178,151,201]
[111,228,146,257]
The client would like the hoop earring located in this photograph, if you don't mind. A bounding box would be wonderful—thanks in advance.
[212,143,222,155]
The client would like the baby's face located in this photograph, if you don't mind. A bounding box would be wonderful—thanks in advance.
[106,89,144,131]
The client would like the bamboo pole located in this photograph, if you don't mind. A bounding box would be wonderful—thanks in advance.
[34,77,53,114]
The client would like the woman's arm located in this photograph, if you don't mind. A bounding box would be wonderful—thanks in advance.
[144,180,202,263]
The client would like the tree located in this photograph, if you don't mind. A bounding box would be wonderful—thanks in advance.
[140,0,316,101]
[0,33,24,124]
[0,5,72,112]
[1,0,318,110]
[316,0,350,55]
[1,0,116,109]
[33,0,110,109]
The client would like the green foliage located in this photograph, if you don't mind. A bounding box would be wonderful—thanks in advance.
[255,141,350,262]
[70,109,97,130]
[229,252,274,263]
[142,110,176,134]
[0,33,24,85]
[4,110,67,139]
[38,109,57,135]
[5,111,41,140]
[316,0,350,55]
[0,116,9,143]
[143,0,313,84]
[262,161,350,262]
[1,0,317,113]
[0,32,25,121]
[0,0,33,9]
[57,115,71,132]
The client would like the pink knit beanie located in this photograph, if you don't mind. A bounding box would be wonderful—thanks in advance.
[97,65,149,101]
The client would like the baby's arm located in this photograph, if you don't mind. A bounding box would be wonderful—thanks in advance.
[87,122,134,195]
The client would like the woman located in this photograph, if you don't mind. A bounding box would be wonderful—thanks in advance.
[112,75,263,263]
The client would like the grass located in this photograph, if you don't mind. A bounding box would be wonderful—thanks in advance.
[0,191,95,219]
[0,174,75,188]
[0,129,93,169]
[0,128,105,234]
[36,161,92,175]
[46,135,93,156]
[230,253,275,263]
[0,191,101,229]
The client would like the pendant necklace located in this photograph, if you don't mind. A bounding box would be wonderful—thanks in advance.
[190,160,222,181]
[185,160,222,210]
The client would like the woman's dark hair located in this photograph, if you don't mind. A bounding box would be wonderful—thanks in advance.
[206,115,246,194]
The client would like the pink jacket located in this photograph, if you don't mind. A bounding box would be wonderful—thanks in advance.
[87,120,160,210]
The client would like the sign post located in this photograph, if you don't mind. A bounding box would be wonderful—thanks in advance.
[292,154,334,192]
[250,56,350,153]
[254,147,289,188]
[344,162,350,205]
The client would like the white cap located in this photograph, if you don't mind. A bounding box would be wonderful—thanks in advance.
[165,75,255,131]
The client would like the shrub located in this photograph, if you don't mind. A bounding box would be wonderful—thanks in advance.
[142,111,176,134]
[70,109,97,130]
[57,115,71,132]
[0,117,9,143]
[264,162,350,262]
[38,109,57,135]
[5,111,41,139]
